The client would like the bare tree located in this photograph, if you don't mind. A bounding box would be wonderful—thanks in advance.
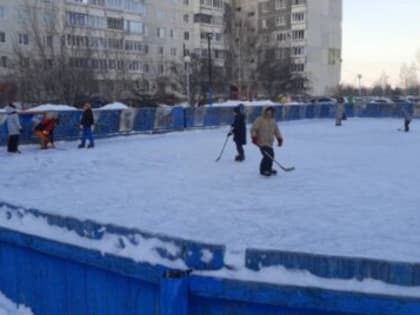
[399,63,419,95]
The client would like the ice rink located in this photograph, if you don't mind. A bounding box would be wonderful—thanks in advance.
[1,118,420,263]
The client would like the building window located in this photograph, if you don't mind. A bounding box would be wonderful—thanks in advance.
[292,46,304,56]
[159,46,164,55]
[292,12,305,22]
[0,56,7,67]
[157,27,165,39]
[328,48,341,65]
[276,32,289,41]
[184,32,189,40]
[0,6,5,18]
[275,15,286,26]
[261,19,267,29]
[183,14,189,23]
[292,30,305,40]
[19,33,29,45]
[262,2,269,12]
[292,63,305,72]
[275,0,287,9]
[0,32,5,43]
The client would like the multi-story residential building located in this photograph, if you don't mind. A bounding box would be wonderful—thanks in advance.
[257,0,342,96]
[0,0,342,102]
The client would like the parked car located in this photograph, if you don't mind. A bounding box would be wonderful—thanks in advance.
[311,97,337,104]
[367,97,393,104]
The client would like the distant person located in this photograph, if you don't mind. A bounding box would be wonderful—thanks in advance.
[34,113,59,149]
[228,104,246,162]
[336,97,345,126]
[78,101,95,148]
[400,103,412,132]
[250,107,283,177]
[5,102,22,153]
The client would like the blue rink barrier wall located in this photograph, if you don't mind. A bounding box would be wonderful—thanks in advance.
[1,203,420,315]
[0,102,417,145]
[1,103,420,314]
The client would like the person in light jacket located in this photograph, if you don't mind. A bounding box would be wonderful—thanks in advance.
[5,103,22,153]
[250,107,283,177]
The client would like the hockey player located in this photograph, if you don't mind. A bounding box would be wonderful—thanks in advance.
[34,114,59,149]
[336,97,345,126]
[5,103,22,153]
[78,101,95,148]
[400,102,412,132]
[228,104,246,161]
[251,106,283,177]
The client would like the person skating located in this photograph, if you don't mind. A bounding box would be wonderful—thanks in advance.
[336,97,345,126]
[78,101,95,148]
[400,102,412,132]
[228,104,246,161]
[250,107,283,177]
[34,113,59,149]
[5,102,22,153]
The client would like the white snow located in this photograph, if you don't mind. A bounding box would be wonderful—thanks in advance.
[0,205,188,269]
[1,119,420,262]
[206,100,277,107]
[97,102,129,110]
[25,104,78,112]
[1,118,420,295]
[198,265,420,299]
[0,292,32,315]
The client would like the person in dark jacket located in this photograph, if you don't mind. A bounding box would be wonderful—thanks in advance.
[78,101,95,148]
[5,103,22,153]
[400,103,412,132]
[228,104,247,161]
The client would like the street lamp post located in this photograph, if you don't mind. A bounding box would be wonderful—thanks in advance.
[184,55,191,106]
[357,74,363,97]
[207,32,213,106]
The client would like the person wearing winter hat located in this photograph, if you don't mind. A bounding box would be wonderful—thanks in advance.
[5,102,22,153]
[78,101,95,148]
[250,106,283,176]
[228,103,246,161]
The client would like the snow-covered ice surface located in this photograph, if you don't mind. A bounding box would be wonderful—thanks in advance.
[0,293,32,315]
[1,118,420,263]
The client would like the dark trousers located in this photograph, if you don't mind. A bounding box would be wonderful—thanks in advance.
[259,146,274,174]
[7,135,19,153]
[404,119,411,132]
[235,142,244,159]
[80,127,94,147]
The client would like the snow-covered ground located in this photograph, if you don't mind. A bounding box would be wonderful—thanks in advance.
[0,293,32,315]
[1,118,420,264]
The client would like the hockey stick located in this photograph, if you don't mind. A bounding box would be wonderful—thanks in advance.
[262,149,295,172]
[215,133,231,162]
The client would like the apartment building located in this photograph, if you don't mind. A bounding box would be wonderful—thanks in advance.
[257,0,342,95]
[0,0,342,100]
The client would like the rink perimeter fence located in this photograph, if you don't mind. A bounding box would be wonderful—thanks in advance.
[0,101,419,145]
[1,102,420,314]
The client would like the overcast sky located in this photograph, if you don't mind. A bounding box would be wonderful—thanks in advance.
[342,0,420,87]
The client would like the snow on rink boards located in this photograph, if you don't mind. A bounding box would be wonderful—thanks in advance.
[1,118,420,264]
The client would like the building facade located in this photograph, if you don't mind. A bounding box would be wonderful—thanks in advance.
[257,0,342,96]
[0,0,341,102]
